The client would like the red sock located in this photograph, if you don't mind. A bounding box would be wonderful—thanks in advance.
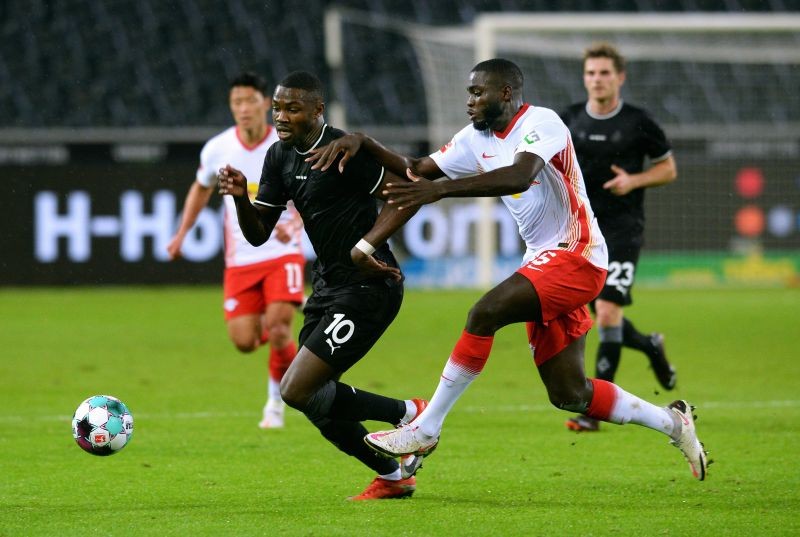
[585,378,618,421]
[269,341,296,382]
[449,330,494,376]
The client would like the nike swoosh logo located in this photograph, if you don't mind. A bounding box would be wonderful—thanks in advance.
[482,152,496,159]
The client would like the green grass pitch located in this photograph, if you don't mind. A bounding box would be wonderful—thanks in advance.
[1,286,798,536]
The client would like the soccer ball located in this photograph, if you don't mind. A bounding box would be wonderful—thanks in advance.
[71,395,134,456]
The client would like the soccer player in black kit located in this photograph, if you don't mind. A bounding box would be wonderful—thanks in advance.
[218,71,425,500]
[560,43,678,432]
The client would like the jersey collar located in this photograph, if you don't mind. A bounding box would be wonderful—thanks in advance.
[585,100,623,120]
[294,124,328,155]
[493,103,530,139]
[236,125,273,151]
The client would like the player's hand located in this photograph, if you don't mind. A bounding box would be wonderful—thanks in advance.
[166,234,184,260]
[382,168,442,210]
[274,222,293,243]
[217,164,248,198]
[306,133,364,172]
[351,247,402,281]
[603,164,635,196]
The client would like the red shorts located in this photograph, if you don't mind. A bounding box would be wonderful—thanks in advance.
[516,250,607,366]
[222,254,305,321]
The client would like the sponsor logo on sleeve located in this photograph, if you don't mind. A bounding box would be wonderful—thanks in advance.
[523,131,540,145]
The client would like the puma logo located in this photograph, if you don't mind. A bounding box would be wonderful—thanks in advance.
[326,338,341,354]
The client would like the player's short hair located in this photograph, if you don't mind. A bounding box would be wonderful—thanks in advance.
[584,42,626,73]
[277,71,325,101]
[229,71,269,96]
[471,58,524,92]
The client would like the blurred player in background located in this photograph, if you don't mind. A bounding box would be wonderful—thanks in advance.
[309,58,708,482]
[219,71,427,500]
[168,72,305,430]
[560,43,678,433]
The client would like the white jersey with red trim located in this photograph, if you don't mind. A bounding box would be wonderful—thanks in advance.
[430,104,607,270]
[197,126,303,267]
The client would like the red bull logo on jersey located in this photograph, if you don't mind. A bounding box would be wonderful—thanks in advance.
[439,141,454,153]
[247,182,259,201]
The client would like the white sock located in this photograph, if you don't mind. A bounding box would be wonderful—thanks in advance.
[607,385,676,436]
[267,377,282,404]
[400,400,418,424]
[417,358,479,438]
[379,468,402,481]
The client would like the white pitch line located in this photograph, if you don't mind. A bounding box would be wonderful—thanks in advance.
[462,399,800,414]
[1,399,798,424]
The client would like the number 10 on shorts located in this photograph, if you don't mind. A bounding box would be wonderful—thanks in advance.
[324,313,355,353]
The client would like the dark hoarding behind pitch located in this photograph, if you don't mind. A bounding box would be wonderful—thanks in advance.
[1,142,225,285]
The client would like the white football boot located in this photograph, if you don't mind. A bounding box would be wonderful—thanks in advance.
[259,398,285,429]
[668,400,709,480]
[365,423,439,458]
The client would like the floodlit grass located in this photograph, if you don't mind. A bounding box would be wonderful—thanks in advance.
[1,286,798,536]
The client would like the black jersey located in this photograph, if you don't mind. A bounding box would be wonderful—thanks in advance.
[254,124,399,293]
[560,101,671,243]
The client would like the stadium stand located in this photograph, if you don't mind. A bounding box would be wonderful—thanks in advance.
[0,0,796,128]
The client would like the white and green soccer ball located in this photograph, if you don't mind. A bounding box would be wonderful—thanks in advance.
[71,395,133,456]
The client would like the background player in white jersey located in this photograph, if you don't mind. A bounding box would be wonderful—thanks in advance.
[560,43,678,433]
[308,59,708,481]
[168,72,305,429]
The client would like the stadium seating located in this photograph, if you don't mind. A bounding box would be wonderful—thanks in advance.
[0,0,796,129]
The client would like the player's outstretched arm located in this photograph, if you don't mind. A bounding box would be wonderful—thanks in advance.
[218,164,281,246]
[385,153,544,210]
[307,133,441,181]
[305,133,366,173]
[350,171,418,281]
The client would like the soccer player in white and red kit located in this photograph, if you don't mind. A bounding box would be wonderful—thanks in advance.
[168,72,304,429]
[308,59,708,481]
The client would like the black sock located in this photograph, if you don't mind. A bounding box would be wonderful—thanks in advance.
[313,417,399,475]
[596,341,622,382]
[596,325,623,382]
[327,381,405,425]
[622,317,654,354]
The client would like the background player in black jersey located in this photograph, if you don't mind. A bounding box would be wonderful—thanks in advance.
[218,71,426,500]
[560,43,678,432]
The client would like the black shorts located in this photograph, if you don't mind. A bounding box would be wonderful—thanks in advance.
[595,241,641,306]
[298,281,403,373]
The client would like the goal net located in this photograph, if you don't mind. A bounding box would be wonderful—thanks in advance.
[327,10,800,288]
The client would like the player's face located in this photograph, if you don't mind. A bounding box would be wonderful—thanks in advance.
[229,86,270,131]
[467,71,506,132]
[583,57,625,103]
[272,86,324,147]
